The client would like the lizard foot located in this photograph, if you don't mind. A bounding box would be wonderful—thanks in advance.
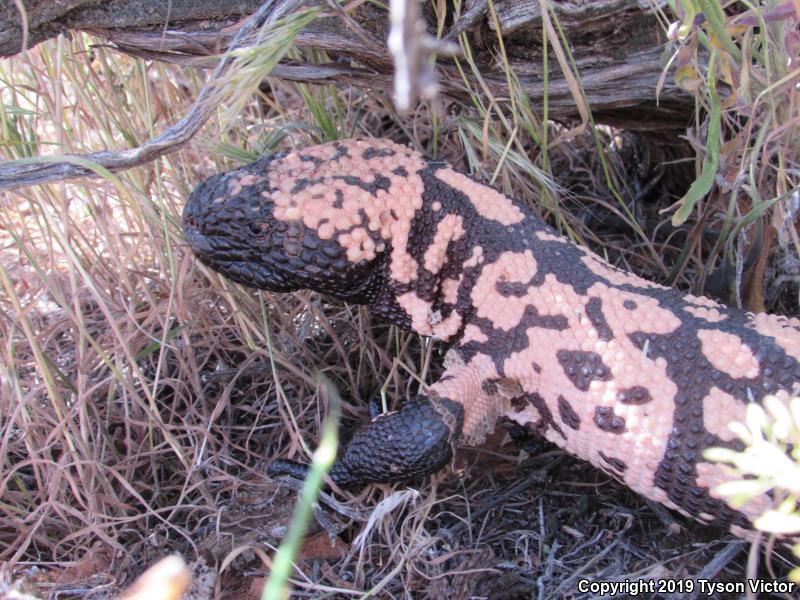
[268,395,464,488]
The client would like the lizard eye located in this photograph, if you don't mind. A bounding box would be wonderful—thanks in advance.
[249,222,264,235]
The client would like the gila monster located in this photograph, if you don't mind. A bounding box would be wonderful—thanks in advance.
[183,138,800,538]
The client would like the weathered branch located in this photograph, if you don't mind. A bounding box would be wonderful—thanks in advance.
[0,0,304,191]
[0,0,692,191]
[2,0,688,123]
[0,0,265,57]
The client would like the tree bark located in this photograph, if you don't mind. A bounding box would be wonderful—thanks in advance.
[1,0,690,131]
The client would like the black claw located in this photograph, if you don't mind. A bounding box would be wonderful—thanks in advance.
[267,459,310,480]
[368,396,383,420]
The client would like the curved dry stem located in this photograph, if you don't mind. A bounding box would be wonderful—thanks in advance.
[0,0,308,192]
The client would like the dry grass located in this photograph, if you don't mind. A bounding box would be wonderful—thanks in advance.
[1,2,799,598]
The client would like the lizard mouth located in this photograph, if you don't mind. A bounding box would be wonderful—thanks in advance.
[181,220,214,259]
[182,209,296,292]
[181,214,247,264]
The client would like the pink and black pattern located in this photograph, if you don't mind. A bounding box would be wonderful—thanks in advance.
[183,139,800,539]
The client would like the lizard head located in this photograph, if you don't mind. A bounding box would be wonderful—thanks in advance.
[182,150,391,301]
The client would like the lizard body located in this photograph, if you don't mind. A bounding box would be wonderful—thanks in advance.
[183,138,800,537]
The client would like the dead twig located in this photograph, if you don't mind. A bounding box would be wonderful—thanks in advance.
[0,0,306,192]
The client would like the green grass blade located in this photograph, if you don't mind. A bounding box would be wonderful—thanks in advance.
[672,48,721,226]
[261,375,341,600]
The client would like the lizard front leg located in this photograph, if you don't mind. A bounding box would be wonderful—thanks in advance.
[304,350,506,486]
[269,391,464,487]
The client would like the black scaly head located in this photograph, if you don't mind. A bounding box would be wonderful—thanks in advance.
[182,156,386,303]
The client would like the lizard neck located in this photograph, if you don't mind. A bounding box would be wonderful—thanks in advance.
[368,161,553,341]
